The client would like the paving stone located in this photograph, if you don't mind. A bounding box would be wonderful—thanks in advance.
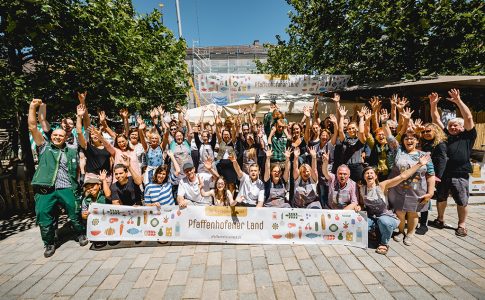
[404,285,434,300]
[330,285,354,300]
[254,269,272,288]
[220,290,238,300]
[88,288,112,299]
[341,255,365,270]
[265,250,282,265]
[340,272,367,293]
[6,275,41,296]
[236,249,251,261]
[133,269,157,288]
[419,267,455,286]
[389,291,414,300]
[293,285,315,299]
[269,264,288,282]
[84,268,111,287]
[373,271,404,292]
[388,256,419,273]
[238,274,256,293]
[239,292,258,300]
[99,256,122,270]
[385,267,417,286]
[58,275,89,296]
[327,256,352,274]
[125,287,147,299]
[201,280,220,300]
[175,255,192,270]
[144,280,167,299]
[444,285,478,300]
[78,260,103,276]
[43,273,75,294]
[21,277,55,298]
[205,265,221,280]
[273,282,296,300]
[287,269,309,286]
[168,270,188,286]
[98,274,123,290]
[352,293,375,300]
[306,276,329,293]
[110,258,133,275]
[250,246,265,257]
[155,263,175,281]
[257,286,276,300]
[407,272,444,293]
[238,260,253,274]
[252,257,268,270]
[356,256,384,272]
[120,267,143,284]
[71,286,96,300]
[221,274,238,291]
[11,264,42,281]
[353,269,379,285]
[321,270,344,286]
[109,281,134,299]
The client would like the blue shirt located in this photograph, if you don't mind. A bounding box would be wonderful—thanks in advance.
[144,172,177,206]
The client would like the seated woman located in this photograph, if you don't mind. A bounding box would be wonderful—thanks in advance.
[199,177,236,206]
[292,147,321,209]
[357,154,431,255]
[263,148,292,208]
[144,151,180,207]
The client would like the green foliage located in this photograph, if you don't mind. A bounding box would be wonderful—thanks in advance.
[257,0,485,84]
[0,0,189,120]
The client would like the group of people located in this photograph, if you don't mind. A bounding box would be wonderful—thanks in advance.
[28,88,476,257]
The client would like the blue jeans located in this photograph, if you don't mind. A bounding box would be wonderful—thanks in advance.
[368,215,399,245]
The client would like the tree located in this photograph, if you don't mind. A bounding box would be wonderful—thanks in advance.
[0,0,189,175]
[256,0,485,84]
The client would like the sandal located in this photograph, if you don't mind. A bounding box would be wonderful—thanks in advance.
[455,227,468,237]
[430,218,444,229]
[376,244,389,255]
[403,235,414,246]
[393,232,404,242]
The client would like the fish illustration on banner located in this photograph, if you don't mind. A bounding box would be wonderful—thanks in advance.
[87,204,368,248]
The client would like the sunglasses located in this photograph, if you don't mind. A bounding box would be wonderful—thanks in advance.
[170,128,177,131]
[423,130,433,133]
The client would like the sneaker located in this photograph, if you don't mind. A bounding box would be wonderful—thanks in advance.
[393,232,404,242]
[108,241,120,246]
[44,245,56,258]
[415,225,429,235]
[403,235,414,246]
[78,234,89,247]
[429,219,444,229]
[455,227,468,237]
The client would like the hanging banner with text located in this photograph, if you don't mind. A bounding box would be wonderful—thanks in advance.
[197,74,351,96]
[87,204,368,248]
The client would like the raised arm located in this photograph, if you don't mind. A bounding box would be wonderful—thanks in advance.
[312,95,321,124]
[91,126,116,157]
[308,146,318,182]
[321,150,332,181]
[28,99,45,146]
[122,154,142,185]
[76,104,88,150]
[99,170,111,198]
[303,106,311,143]
[380,109,399,150]
[369,96,381,132]
[166,150,180,177]
[357,107,367,144]
[77,91,91,129]
[38,103,51,133]
[329,114,339,145]
[390,94,398,122]
[282,148,292,182]
[229,153,243,179]
[382,154,431,190]
[119,108,130,136]
[398,107,413,136]
[396,97,409,133]
[292,147,301,180]
[137,116,148,152]
[263,148,273,182]
[98,111,116,138]
[337,105,348,142]
[332,93,341,120]
[429,92,444,130]
[448,89,474,130]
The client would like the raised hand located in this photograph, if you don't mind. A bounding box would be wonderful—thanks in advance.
[99,169,108,181]
[89,125,102,138]
[119,108,129,119]
[30,98,43,108]
[98,111,107,124]
[331,93,340,102]
[401,107,414,119]
[293,147,300,158]
[396,97,409,111]
[321,150,329,162]
[357,106,366,118]
[418,153,431,166]
[264,148,273,158]
[137,116,146,130]
[283,147,293,160]
[363,107,372,120]
[308,146,317,158]
[77,91,87,103]
[338,105,348,117]
[76,104,86,117]
[380,109,389,123]
[390,94,398,106]
[369,96,381,111]
[414,119,424,132]
[329,114,338,124]
[121,154,131,167]
[228,153,237,162]
[203,156,214,170]
[447,89,461,104]
[303,106,311,117]
[428,92,441,105]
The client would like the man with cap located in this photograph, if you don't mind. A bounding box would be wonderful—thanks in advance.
[28,99,88,258]
[177,161,210,207]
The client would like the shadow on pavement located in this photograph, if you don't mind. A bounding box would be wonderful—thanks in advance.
[0,211,37,240]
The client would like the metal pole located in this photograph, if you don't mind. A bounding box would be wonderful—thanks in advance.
[175,0,183,38]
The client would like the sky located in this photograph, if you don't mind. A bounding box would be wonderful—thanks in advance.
[132,0,292,47]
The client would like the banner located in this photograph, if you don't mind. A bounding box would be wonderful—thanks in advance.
[87,204,368,248]
[197,74,351,96]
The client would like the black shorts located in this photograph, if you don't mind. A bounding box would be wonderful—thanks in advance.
[436,177,469,207]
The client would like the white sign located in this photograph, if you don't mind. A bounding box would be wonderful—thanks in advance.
[87,204,368,248]
[197,74,351,96]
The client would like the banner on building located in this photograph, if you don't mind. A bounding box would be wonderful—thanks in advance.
[87,204,368,248]
[197,74,351,96]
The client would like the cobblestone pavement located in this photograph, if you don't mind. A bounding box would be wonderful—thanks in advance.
[0,205,484,299]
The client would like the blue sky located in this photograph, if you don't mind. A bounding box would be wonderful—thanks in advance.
[132,0,292,46]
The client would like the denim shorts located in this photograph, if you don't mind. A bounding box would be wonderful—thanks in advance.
[436,177,469,207]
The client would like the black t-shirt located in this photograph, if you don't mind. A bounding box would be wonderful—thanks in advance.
[444,127,477,178]
[84,143,111,174]
[110,177,142,206]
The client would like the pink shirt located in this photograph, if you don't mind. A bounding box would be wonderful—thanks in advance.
[327,173,358,209]
[112,148,140,183]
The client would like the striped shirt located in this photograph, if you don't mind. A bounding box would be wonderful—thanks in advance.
[144,172,177,206]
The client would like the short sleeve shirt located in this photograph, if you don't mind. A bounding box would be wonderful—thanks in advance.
[238,173,264,205]
[327,173,358,209]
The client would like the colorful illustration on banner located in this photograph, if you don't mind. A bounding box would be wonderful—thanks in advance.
[163,216,169,224]
[304,223,312,230]
[346,232,353,241]
[343,221,349,229]
[127,217,134,225]
[285,213,299,219]
[105,227,115,235]
[351,218,355,225]
[285,232,294,239]
[329,224,338,232]
[272,223,279,230]
[92,219,99,226]
[144,230,156,236]
[315,221,319,231]
[91,230,101,236]
[143,211,148,224]
[305,233,320,239]
[321,213,326,230]
[272,234,282,239]
[338,232,343,240]
[356,227,363,242]
[158,227,163,236]
[175,222,180,236]
[298,226,302,239]
[177,210,182,216]
[166,227,172,237]
[324,235,335,240]
[288,223,296,228]
[127,228,141,235]
[335,214,340,221]
[151,218,159,227]
[109,217,118,223]
[119,221,124,235]
[137,216,141,226]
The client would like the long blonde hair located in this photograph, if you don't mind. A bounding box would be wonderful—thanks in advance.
[423,123,447,147]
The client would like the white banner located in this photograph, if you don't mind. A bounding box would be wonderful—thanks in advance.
[87,204,368,248]
[197,74,351,96]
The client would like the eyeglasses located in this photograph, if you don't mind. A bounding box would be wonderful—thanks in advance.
[404,137,416,141]
[170,128,177,131]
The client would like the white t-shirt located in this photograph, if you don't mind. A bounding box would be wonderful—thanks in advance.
[177,176,210,206]
[238,173,264,206]
[198,172,214,203]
